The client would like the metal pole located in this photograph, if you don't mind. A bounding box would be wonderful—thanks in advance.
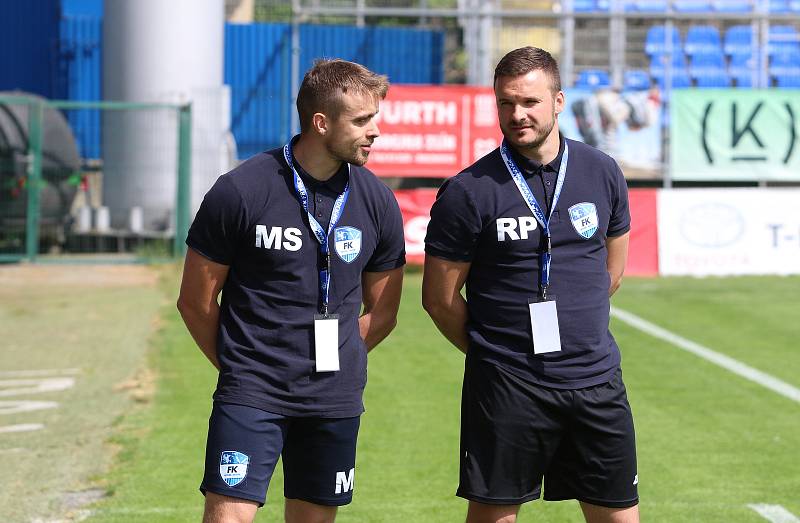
[25,100,43,261]
[291,0,301,136]
[175,103,192,258]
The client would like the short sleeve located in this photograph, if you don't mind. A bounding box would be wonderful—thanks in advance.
[365,188,406,272]
[186,175,247,265]
[424,177,482,262]
[607,162,631,237]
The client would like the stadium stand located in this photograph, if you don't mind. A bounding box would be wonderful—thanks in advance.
[646,25,681,55]
[685,26,722,56]
[729,54,758,87]
[576,68,612,88]
[724,25,754,56]
[624,69,653,89]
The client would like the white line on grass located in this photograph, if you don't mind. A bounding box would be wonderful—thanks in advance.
[611,307,800,404]
[747,504,800,523]
[0,423,44,433]
[0,368,80,377]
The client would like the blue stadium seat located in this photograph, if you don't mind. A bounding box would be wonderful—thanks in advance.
[775,74,800,87]
[646,25,682,55]
[729,53,759,86]
[769,0,791,11]
[575,69,611,88]
[713,0,753,11]
[689,53,728,86]
[653,69,692,88]
[673,0,713,10]
[685,25,722,56]
[724,25,754,56]
[790,0,800,12]
[768,25,800,56]
[694,71,731,86]
[572,0,598,12]
[770,51,800,77]
[624,69,653,89]
[595,0,611,9]
[626,0,668,11]
[649,51,688,76]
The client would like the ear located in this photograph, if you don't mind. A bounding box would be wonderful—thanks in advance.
[553,91,565,116]
[312,112,328,136]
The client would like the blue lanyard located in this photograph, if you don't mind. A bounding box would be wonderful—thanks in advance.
[499,139,569,300]
[283,140,350,316]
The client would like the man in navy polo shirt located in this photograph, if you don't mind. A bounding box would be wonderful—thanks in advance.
[422,47,638,523]
[177,59,405,523]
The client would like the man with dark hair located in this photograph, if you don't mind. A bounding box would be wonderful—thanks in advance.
[423,46,639,523]
[178,58,405,523]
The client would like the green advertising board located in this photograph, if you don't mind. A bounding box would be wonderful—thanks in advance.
[670,89,800,181]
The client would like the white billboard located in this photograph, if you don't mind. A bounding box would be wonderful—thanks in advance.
[658,189,800,276]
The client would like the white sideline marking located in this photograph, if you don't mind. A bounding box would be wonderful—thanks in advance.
[0,423,44,433]
[0,400,58,415]
[611,307,800,404]
[748,504,800,522]
[0,368,80,378]
[0,377,76,397]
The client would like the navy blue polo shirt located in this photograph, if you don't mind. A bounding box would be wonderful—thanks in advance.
[425,136,630,389]
[187,145,406,417]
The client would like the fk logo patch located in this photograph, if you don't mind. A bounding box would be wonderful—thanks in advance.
[568,202,598,239]
[334,226,362,263]
[335,468,355,494]
[219,450,249,487]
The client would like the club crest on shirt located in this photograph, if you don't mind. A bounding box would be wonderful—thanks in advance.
[219,450,249,487]
[334,226,362,263]
[568,202,599,239]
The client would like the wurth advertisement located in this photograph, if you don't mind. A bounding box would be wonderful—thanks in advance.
[370,86,503,177]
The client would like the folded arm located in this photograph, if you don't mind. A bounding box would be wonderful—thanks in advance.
[422,255,471,354]
[176,248,230,369]
[359,267,404,351]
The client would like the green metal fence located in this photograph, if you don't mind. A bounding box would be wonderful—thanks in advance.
[0,95,191,263]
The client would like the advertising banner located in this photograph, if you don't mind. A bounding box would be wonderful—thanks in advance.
[670,89,800,181]
[658,189,800,275]
[560,88,663,180]
[394,188,660,276]
[371,85,663,179]
[369,86,502,178]
[395,188,437,265]
[627,188,659,276]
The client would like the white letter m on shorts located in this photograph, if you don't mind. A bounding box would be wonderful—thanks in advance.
[335,468,355,494]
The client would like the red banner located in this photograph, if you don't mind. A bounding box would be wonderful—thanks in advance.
[371,85,502,178]
[395,187,659,276]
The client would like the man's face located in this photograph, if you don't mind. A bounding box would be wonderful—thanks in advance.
[323,91,381,166]
[495,70,564,152]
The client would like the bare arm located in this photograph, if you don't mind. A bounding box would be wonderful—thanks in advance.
[606,231,630,297]
[176,248,230,369]
[359,267,404,351]
[422,255,471,354]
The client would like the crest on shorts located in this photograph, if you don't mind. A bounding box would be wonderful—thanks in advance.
[219,450,249,487]
[568,202,599,239]
[334,226,362,263]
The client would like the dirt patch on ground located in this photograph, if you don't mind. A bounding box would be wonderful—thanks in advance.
[0,263,159,288]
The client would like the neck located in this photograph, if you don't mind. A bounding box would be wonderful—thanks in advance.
[516,128,561,165]
[291,135,342,181]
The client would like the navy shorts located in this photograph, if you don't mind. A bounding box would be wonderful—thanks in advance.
[200,402,360,507]
[458,357,639,508]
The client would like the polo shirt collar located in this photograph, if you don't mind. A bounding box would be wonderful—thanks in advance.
[285,136,349,194]
[506,133,565,176]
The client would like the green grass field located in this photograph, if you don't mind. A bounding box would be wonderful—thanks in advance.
[3,268,799,522]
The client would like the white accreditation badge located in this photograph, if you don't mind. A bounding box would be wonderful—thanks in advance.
[314,314,340,371]
[528,299,562,354]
